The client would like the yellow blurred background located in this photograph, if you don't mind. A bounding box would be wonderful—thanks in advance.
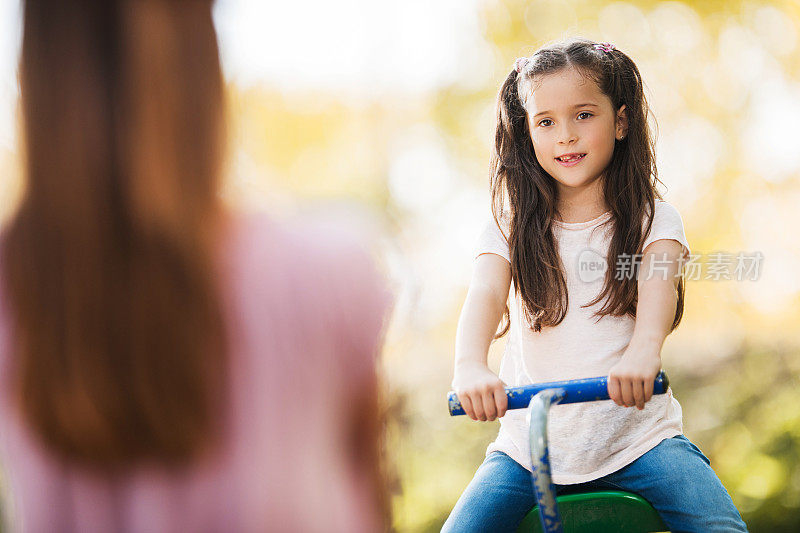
[1,0,799,531]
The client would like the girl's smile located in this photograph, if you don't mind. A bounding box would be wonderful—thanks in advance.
[555,153,587,166]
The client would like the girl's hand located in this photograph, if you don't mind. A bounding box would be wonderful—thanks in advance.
[607,337,663,410]
[451,361,508,421]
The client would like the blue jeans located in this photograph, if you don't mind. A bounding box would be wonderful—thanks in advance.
[442,435,748,532]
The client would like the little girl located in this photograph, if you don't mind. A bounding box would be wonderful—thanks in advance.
[444,39,748,532]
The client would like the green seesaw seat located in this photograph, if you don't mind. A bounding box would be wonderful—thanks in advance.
[518,489,668,532]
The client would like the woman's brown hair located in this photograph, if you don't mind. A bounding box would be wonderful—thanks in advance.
[490,38,685,337]
[2,0,228,471]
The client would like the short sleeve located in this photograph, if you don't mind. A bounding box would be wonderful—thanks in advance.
[473,215,511,263]
[335,245,393,372]
[641,200,691,260]
[314,223,394,383]
[288,211,394,388]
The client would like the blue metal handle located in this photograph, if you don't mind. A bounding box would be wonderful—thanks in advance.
[526,371,671,533]
[528,389,566,533]
[447,370,669,416]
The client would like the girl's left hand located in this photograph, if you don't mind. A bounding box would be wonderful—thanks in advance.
[607,338,663,410]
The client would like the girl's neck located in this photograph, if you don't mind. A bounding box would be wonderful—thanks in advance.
[554,187,609,224]
[555,175,609,224]
[555,203,610,224]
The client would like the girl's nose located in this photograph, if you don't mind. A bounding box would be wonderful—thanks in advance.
[558,131,578,144]
[558,126,577,144]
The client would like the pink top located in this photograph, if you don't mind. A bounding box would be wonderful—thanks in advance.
[0,210,394,532]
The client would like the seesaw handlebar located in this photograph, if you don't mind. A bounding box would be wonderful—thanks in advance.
[447,370,669,416]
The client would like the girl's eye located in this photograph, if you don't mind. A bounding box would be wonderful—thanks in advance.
[538,119,553,127]
[577,112,593,120]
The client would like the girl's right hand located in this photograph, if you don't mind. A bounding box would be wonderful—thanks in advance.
[451,361,508,421]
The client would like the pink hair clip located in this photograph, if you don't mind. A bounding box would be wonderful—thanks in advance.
[514,57,529,73]
[594,42,616,53]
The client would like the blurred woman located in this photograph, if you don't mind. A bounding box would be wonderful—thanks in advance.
[0,1,393,531]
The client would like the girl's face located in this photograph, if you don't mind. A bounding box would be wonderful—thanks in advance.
[522,66,627,195]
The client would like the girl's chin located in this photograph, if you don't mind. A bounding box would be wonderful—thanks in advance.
[551,174,601,188]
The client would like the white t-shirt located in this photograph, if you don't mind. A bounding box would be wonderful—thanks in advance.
[473,200,691,485]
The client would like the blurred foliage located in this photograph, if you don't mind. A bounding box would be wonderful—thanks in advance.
[670,341,800,531]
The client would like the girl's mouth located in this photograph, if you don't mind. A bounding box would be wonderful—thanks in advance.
[555,153,586,167]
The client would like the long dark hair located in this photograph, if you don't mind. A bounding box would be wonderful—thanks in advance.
[2,0,228,471]
[490,38,684,336]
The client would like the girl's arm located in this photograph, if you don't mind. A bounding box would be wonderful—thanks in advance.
[452,252,512,421]
[608,239,684,410]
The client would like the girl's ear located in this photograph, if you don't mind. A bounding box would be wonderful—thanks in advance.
[616,104,628,140]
